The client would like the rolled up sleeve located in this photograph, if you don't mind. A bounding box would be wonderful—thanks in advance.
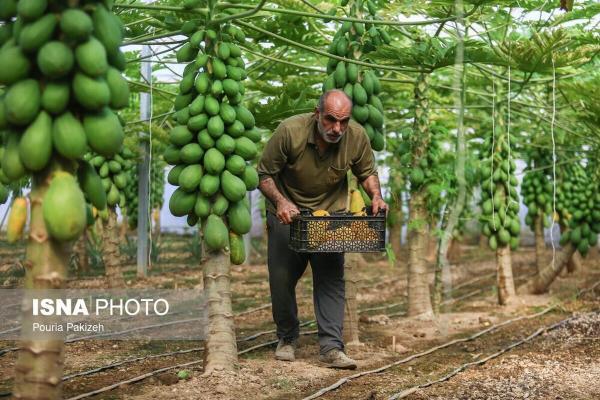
[351,130,378,182]
[257,123,289,181]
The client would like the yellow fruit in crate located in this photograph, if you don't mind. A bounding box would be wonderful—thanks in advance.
[349,189,366,215]
[312,209,330,217]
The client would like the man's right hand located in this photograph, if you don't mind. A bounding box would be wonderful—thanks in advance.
[276,199,300,225]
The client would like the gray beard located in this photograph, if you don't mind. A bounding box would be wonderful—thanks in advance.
[317,120,343,144]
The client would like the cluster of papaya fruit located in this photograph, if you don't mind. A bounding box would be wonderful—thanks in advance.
[478,134,521,251]
[556,163,599,256]
[0,0,128,242]
[521,169,554,230]
[165,23,260,265]
[322,0,387,151]
[84,147,134,210]
[401,129,441,191]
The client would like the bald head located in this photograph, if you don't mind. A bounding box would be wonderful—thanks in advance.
[318,89,353,113]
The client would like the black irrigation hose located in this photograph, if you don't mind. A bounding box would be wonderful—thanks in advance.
[301,279,599,400]
[387,315,579,399]
[62,330,319,400]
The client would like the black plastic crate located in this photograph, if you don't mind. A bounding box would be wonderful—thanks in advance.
[289,209,386,253]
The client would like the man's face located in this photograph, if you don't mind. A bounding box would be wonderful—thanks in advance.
[316,94,352,144]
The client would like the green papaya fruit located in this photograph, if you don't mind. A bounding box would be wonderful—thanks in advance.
[204,214,229,250]
[216,135,236,155]
[167,165,185,185]
[52,112,88,160]
[188,113,208,132]
[78,160,107,210]
[227,120,245,138]
[17,0,47,20]
[221,170,246,202]
[75,37,108,77]
[234,137,257,160]
[4,79,40,126]
[225,155,246,175]
[189,95,205,116]
[92,4,122,57]
[207,115,225,138]
[242,166,258,190]
[229,231,245,265]
[211,194,229,216]
[227,200,251,235]
[178,164,203,192]
[60,8,93,41]
[170,125,193,146]
[199,174,220,197]
[43,172,87,241]
[37,41,74,79]
[83,108,124,157]
[351,105,369,124]
[106,67,130,109]
[18,111,52,171]
[197,129,215,150]
[19,14,57,53]
[180,143,204,164]
[204,148,225,175]
[164,145,181,165]
[1,132,26,181]
[168,187,196,217]
[73,73,110,110]
[0,45,31,85]
[334,62,347,87]
[194,195,211,218]
[41,82,70,115]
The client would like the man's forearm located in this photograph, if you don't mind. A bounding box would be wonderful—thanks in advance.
[258,176,287,207]
[360,175,383,200]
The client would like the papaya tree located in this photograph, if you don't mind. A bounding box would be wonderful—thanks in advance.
[163,5,261,372]
[521,147,555,273]
[0,0,129,397]
[478,103,521,305]
[86,147,134,286]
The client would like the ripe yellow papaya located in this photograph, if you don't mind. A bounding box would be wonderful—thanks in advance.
[7,197,27,243]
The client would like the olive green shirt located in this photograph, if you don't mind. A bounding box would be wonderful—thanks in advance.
[257,113,378,213]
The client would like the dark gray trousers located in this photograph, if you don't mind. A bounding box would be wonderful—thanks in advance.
[266,212,345,354]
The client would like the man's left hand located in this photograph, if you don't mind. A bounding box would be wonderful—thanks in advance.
[371,196,388,215]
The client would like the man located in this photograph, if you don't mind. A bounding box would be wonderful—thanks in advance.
[257,89,387,369]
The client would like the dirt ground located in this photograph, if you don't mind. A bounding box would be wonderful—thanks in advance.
[0,236,598,400]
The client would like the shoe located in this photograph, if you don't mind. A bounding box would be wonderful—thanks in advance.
[275,338,297,361]
[319,348,357,369]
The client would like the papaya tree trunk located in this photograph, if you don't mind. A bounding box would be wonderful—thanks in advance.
[497,246,517,304]
[388,209,403,265]
[426,216,439,262]
[407,191,433,317]
[103,207,123,287]
[152,208,161,239]
[522,243,576,294]
[13,175,69,400]
[203,249,237,374]
[566,252,582,273]
[407,74,433,318]
[343,252,361,345]
[534,213,546,273]
[119,215,128,241]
